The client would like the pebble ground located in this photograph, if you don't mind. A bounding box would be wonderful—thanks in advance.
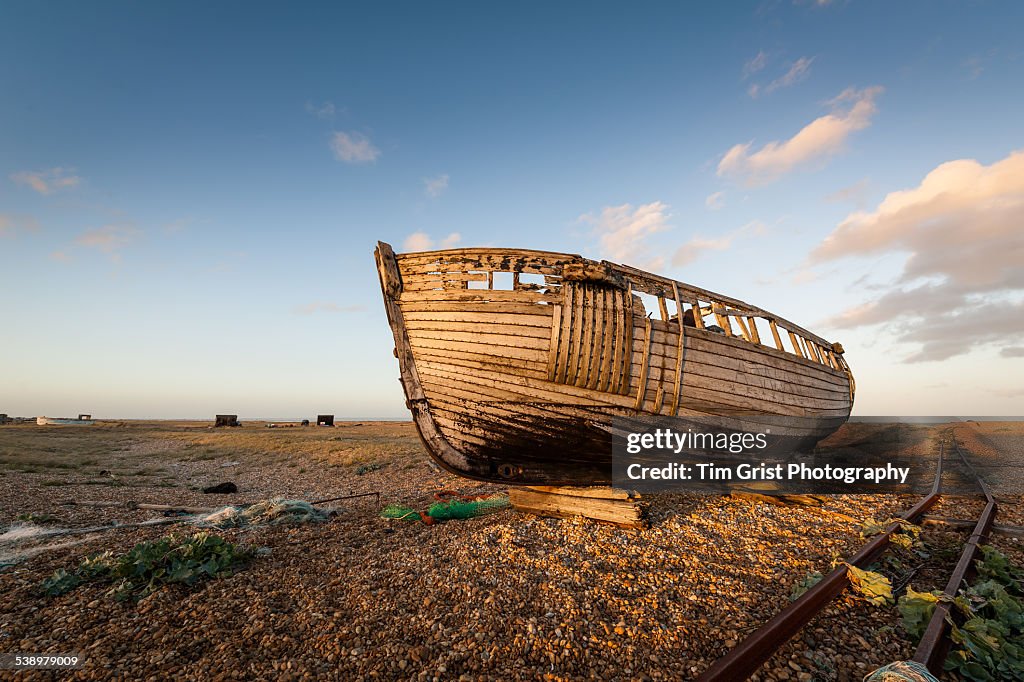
[1,420,1021,681]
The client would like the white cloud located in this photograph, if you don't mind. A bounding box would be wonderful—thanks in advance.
[963,56,984,80]
[403,232,433,251]
[672,236,733,267]
[742,51,768,79]
[705,191,726,210]
[74,225,139,259]
[825,178,872,206]
[208,251,247,274]
[672,220,765,267]
[813,150,1024,269]
[49,250,72,262]
[293,301,365,315]
[0,213,40,237]
[780,56,814,85]
[811,149,1024,361]
[305,100,336,119]
[163,218,193,234]
[718,86,882,185]
[10,167,81,194]
[579,201,672,270]
[402,231,461,252]
[330,131,380,163]
[749,56,815,98]
[424,174,449,198]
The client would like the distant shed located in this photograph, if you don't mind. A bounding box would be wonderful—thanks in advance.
[317,414,335,427]
[78,414,92,421]
[215,414,240,427]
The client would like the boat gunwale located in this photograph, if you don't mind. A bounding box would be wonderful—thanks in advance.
[393,245,850,379]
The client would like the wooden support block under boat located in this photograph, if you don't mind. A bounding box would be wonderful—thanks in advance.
[510,487,648,528]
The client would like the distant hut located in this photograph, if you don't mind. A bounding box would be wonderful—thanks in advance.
[214,414,240,427]
[78,414,92,421]
[0,414,8,425]
[316,414,335,427]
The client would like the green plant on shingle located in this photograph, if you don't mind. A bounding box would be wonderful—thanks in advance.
[40,532,252,601]
[898,547,1024,682]
[897,586,941,640]
[975,544,1024,591]
[40,568,82,597]
[790,570,824,601]
[15,512,62,524]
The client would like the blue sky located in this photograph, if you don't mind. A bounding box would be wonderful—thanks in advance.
[2,1,1022,418]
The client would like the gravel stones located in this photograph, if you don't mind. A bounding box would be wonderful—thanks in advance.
[1,420,1021,680]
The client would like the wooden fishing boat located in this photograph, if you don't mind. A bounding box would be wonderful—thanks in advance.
[375,242,855,486]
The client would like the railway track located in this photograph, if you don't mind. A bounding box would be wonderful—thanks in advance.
[911,438,998,673]
[698,435,998,681]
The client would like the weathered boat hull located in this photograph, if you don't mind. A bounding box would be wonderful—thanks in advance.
[375,242,855,486]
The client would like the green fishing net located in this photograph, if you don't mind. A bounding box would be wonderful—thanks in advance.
[381,493,509,523]
[380,505,423,521]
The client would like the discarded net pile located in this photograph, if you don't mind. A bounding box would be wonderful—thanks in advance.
[381,491,509,525]
[198,498,329,529]
[863,661,939,682]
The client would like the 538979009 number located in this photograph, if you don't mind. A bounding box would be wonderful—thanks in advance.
[0,653,83,669]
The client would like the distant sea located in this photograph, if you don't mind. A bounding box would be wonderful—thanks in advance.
[65,416,415,422]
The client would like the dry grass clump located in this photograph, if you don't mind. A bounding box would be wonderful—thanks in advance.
[0,425,133,473]
[154,422,424,469]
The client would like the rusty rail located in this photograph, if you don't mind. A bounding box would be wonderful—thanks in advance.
[697,443,945,682]
[911,438,997,674]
